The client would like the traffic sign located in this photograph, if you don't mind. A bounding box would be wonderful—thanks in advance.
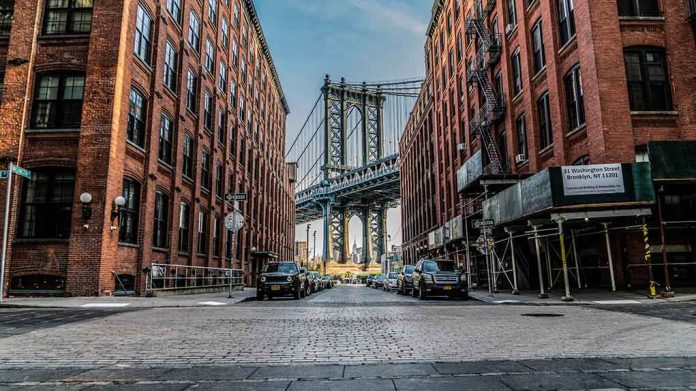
[225,210,244,232]
[473,219,494,229]
[11,165,32,180]
[0,171,7,180]
[225,193,247,202]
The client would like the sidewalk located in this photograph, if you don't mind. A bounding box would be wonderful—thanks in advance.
[470,287,696,305]
[0,288,257,308]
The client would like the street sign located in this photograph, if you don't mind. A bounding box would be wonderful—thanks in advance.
[0,171,7,180]
[473,219,494,229]
[225,193,247,202]
[225,210,244,232]
[11,165,32,180]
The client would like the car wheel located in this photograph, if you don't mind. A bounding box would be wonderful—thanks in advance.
[256,291,264,301]
[300,287,306,298]
[418,284,427,300]
[294,290,301,300]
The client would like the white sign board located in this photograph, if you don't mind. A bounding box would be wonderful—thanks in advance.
[561,164,625,196]
[225,210,244,232]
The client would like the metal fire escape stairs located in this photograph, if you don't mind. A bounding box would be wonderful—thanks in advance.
[466,0,507,174]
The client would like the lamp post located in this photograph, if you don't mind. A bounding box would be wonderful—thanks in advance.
[312,230,317,270]
[305,224,311,269]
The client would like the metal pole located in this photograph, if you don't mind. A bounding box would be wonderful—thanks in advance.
[641,217,656,299]
[544,238,552,290]
[532,225,549,299]
[509,231,519,294]
[229,201,239,298]
[571,229,581,289]
[322,201,331,268]
[483,185,492,295]
[656,190,673,293]
[306,224,311,269]
[558,219,573,301]
[602,223,617,292]
[0,161,14,304]
[464,213,472,291]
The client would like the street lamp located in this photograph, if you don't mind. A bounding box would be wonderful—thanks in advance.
[79,192,93,221]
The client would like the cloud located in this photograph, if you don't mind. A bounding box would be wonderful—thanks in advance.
[345,0,427,35]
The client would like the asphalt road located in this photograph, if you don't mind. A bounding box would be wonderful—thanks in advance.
[0,285,695,390]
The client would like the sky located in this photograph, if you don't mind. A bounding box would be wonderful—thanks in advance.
[254,0,432,258]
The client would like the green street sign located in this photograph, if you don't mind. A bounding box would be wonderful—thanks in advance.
[11,165,32,180]
[0,171,7,180]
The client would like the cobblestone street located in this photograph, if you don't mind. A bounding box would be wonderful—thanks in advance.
[1,285,696,389]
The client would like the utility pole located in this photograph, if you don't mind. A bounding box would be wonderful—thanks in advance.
[305,224,311,269]
[312,230,317,270]
[0,156,18,304]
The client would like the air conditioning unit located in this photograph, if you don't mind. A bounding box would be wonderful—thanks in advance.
[457,143,467,152]
[505,24,515,35]
[515,154,526,164]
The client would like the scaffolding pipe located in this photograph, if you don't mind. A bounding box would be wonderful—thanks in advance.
[509,231,519,294]
[544,238,552,290]
[557,219,573,301]
[532,225,549,298]
[602,223,617,292]
[571,229,581,289]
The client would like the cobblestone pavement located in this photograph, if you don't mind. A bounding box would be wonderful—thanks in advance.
[596,303,696,324]
[1,285,695,389]
[0,309,132,338]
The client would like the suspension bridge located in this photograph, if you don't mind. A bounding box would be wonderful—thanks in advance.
[286,75,422,265]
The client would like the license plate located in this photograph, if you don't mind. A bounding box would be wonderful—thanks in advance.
[271,285,280,291]
[443,285,452,291]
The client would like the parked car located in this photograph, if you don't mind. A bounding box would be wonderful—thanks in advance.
[411,259,467,300]
[383,272,399,291]
[397,264,416,295]
[308,271,323,292]
[256,262,308,300]
[372,275,385,288]
[366,274,377,287]
[322,276,333,289]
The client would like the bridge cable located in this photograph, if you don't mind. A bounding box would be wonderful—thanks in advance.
[285,93,322,158]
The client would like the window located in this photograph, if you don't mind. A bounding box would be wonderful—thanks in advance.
[506,0,517,28]
[178,202,190,252]
[516,114,528,158]
[127,88,147,147]
[221,17,229,49]
[203,91,213,131]
[134,5,153,64]
[213,216,222,257]
[241,59,246,83]
[531,20,545,74]
[217,109,226,144]
[456,32,462,63]
[119,178,140,244]
[207,0,217,24]
[19,169,74,239]
[537,92,553,149]
[219,62,227,93]
[512,49,523,95]
[564,64,585,131]
[205,39,215,75]
[188,11,201,53]
[163,41,177,92]
[0,0,15,36]
[31,73,85,129]
[198,210,208,255]
[574,155,590,165]
[230,80,237,107]
[186,70,198,113]
[617,0,659,17]
[232,40,239,66]
[215,163,223,198]
[201,148,211,190]
[182,133,194,178]
[166,0,181,24]
[158,114,174,164]
[558,0,575,46]
[43,0,93,35]
[624,47,672,111]
[233,4,239,26]
[152,191,169,248]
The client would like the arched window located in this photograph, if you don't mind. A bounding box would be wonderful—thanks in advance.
[119,178,140,244]
[178,202,191,253]
[152,191,169,248]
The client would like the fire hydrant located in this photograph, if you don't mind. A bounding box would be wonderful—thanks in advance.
[649,281,659,299]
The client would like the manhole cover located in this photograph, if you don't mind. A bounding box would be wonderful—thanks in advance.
[521,313,565,318]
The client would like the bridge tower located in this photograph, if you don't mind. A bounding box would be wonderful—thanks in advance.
[320,75,387,265]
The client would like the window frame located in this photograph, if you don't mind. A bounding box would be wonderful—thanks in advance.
[18,169,75,239]
[158,113,174,164]
[118,177,141,245]
[31,72,85,130]
[564,64,586,132]
[43,0,93,36]
[623,46,673,112]
[531,19,546,75]
[152,191,169,249]
[178,202,191,253]
[127,87,147,148]
[537,92,553,150]
[163,40,178,92]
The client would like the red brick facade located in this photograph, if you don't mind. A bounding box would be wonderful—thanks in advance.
[0,0,295,297]
[401,0,696,264]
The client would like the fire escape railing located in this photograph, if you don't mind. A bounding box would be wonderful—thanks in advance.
[465,0,507,174]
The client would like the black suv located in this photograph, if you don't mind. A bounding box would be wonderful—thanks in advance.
[257,262,308,300]
[411,259,467,300]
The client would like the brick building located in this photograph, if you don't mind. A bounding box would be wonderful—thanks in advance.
[0,0,295,297]
[401,0,696,293]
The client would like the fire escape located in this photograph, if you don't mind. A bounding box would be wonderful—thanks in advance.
[466,0,506,174]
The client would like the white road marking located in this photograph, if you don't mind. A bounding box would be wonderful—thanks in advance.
[494,300,521,304]
[80,303,131,308]
[592,300,642,305]
[198,301,227,306]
